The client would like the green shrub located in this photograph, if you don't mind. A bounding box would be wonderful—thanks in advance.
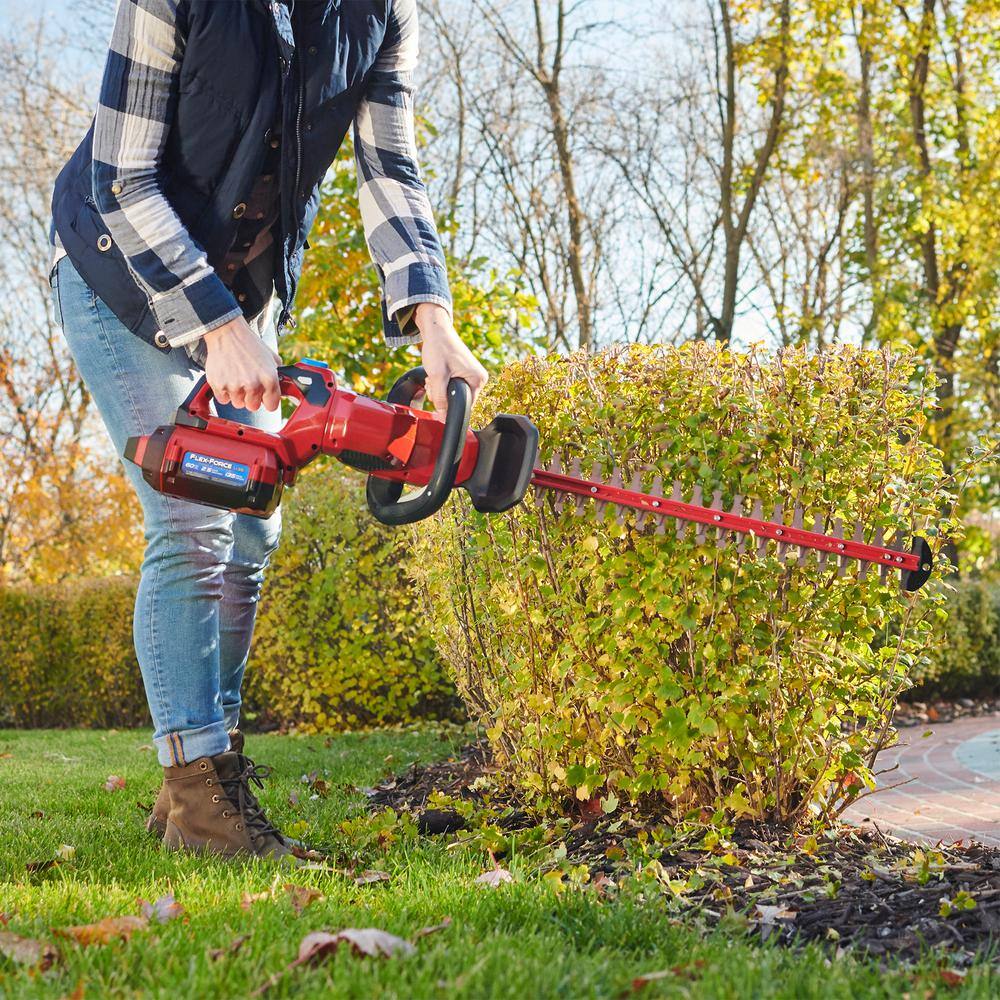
[413,344,951,827]
[0,471,457,731]
[907,578,1000,701]
[245,465,459,731]
[0,578,144,728]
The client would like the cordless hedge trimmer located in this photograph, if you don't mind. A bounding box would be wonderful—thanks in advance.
[124,359,934,592]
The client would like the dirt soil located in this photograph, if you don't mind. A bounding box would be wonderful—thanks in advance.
[366,741,1000,966]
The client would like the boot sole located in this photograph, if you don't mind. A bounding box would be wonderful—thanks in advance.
[163,819,298,863]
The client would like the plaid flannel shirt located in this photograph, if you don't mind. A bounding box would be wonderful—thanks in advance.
[83,0,451,354]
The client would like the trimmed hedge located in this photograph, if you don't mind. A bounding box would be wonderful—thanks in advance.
[0,468,457,730]
[0,578,145,728]
[413,344,951,827]
[907,578,1000,701]
[246,466,459,730]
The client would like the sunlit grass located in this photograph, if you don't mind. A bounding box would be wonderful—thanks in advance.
[0,728,994,998]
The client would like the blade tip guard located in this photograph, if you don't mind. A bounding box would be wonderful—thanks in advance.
[901,536,934,592]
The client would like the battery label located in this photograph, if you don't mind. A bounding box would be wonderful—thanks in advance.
[181,451,250,488]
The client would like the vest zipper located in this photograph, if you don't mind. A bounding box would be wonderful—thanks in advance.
[279,44,305,333]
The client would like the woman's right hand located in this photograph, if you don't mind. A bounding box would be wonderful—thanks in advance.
[202,316,282,412]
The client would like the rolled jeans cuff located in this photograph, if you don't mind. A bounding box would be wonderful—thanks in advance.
[155,721,231,768]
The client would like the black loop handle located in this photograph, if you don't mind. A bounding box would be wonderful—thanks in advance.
[366,367,472,526]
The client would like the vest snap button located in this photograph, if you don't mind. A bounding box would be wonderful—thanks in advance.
[154,331,169,349]
[308,45,317,55]
[233,203,247,219]
[110,181,123,196]
[97,234,112,252]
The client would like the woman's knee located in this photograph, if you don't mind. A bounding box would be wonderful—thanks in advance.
[230,509,282,573]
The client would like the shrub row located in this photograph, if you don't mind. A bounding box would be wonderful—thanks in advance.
[0,467,457,730]
[908,578,1000,701]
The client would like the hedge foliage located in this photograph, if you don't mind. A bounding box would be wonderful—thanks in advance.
[0,578,146,728]
[246,465,458,730]
[413,344,952,828]
[909,578,1000,701]
[0,468,456,730]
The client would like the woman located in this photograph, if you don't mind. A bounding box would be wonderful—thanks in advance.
[49,0,487,860]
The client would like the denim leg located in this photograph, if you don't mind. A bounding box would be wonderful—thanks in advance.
[213,321,283,731]
[217,508,282,731]
[53,256,242,766]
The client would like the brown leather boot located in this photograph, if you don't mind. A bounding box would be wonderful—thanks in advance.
[146,730,244,837]
[161,750,296,861]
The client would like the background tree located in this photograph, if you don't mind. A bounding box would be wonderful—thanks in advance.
[0,22,141,584]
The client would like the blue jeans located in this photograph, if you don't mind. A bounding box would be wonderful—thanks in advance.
[51,257,282,767]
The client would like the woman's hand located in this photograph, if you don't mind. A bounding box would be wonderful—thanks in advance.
[203,316,282,412]
[415,303,488,417]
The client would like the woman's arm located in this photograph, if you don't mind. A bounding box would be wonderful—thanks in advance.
[91,0,279,410]
[354,0,487,414]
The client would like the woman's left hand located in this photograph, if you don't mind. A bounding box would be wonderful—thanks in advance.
[415,303,489,417]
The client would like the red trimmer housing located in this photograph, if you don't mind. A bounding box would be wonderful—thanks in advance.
[124,360,539,524]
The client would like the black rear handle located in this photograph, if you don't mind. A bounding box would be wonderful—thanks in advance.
[366,367,472,526]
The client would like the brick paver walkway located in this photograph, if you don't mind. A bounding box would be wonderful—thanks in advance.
[843,715,1000,847]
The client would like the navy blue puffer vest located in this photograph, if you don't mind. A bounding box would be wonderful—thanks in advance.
[51,0,389,351]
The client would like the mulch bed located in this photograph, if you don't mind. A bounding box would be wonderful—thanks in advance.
[366,741,1000,966]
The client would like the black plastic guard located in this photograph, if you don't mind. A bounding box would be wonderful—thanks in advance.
[463,414,539,514]
[901,536,934,593]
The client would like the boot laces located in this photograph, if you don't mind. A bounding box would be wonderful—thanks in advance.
[218,758,284,845]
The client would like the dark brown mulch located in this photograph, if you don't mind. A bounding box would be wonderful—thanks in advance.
[365,741,1000,965]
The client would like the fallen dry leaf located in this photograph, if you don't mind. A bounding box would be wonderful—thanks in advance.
[412,917,452,941]
[939,969,966,987]
[0,930,59,970]
[57,915,148,946]
[284,884,323,915]
[353,870,390,886]
[0,912,11,925]
[755,904,797,925]
[241,891,272,911]
[476,867,514,888]
[209,934,250,961]
[251,927,415,996]
[63,979,86,999]
[56,845,76,862]
[300,928,415,961]
[138,894,184,924]
[31,810,45,820]
[104,775,126,793]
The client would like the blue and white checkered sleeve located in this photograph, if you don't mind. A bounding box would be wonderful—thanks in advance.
[354,0,452,348]
[91,0,241,348]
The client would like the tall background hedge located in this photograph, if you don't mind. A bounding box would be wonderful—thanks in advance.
[0,468,456,730]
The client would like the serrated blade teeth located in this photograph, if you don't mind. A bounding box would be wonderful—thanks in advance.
[604,466,624,522]
[654,477,668,535]
[854,523,869,579]
[671,480,684,538]
[691,485,706,544]
[537,453,561,501]
[792,505,807,564]
[711,490,727,549]
[833,519,849,576]
[772,502,787,561]
[751,500,767,555]
[568,457,583,513]
[729,494,745,553]
[814,514,828,569]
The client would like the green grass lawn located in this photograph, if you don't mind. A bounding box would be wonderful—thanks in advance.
[0,727,995,998]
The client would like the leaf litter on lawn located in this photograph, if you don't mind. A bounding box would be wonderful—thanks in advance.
[366,739,1000,968]
[251,927,417,996]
